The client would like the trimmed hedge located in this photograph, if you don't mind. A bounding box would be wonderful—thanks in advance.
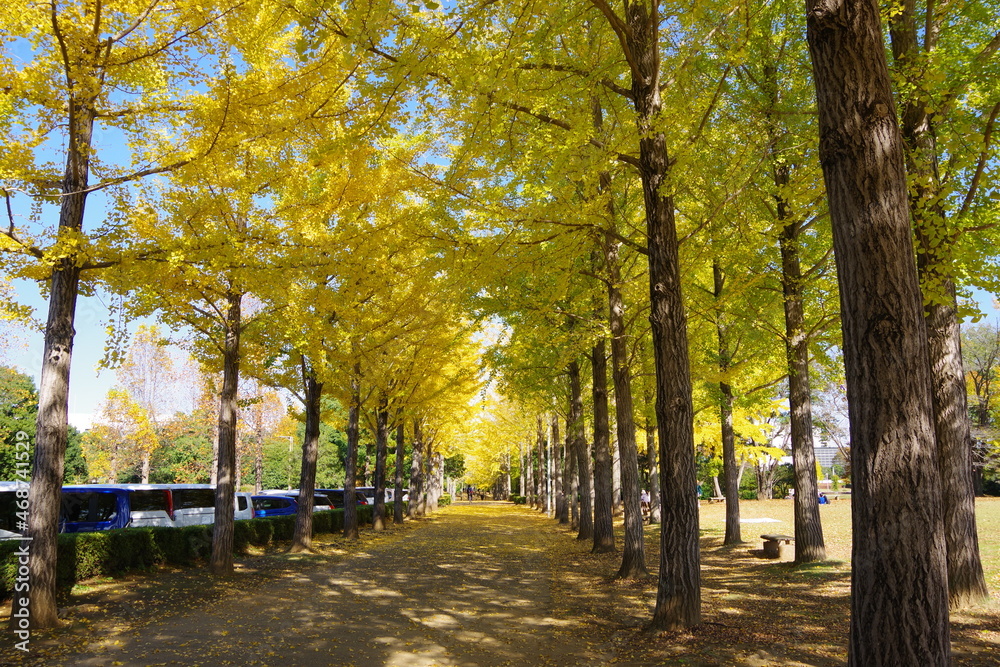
[510,495,527,505]
[1,501,397,599]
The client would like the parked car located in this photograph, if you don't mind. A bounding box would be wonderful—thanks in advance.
[357,487,408,504]
[257,490,333,512]
[316,489,369,508]
[69,484,254,527]
[385,488,409,503]
[251,495,298,518]
[0,484,255,536]
[58,486,132,533]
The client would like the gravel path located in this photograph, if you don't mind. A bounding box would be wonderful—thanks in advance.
[27,502,613,667]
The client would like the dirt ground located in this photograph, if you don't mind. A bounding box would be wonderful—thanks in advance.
[1,501,999,666]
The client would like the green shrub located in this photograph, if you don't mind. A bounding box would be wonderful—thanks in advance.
[0,503,412,599]
[439,494,452,506]
[511,495,527,505]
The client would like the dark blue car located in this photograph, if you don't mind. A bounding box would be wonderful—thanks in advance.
[251,495,298,518]
[59,488,132,533]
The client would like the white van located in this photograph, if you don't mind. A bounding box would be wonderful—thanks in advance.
[150,484,254,526]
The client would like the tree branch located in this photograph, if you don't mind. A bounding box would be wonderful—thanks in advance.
[490,95,641,168]
[957,99,1000,220]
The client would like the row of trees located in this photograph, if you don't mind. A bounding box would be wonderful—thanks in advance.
[2,0,998,662]
[1,0,480,628]
[408,0,996,662]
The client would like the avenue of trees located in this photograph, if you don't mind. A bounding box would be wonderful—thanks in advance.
[2,0,999,663]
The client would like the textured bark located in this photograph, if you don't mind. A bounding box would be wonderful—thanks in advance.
[517,443,527,496]
[888,3,988,609]
[567,425,579,530]
[780,213,828,561]
[644,415,661,524]
[20,85,97,628]
[758,60,828,561]
[591,341,616,553]
[526,432,535,507]
[569,361,593,541]
[344,365,361,539]
[600,1,701,629]
[605,247,647,575]
[292,369,322,552]
[552,416,566,523]
[547,430,554,514]
[408,419,424,519]
[535,417,545,511]
[373,394,389,531]
[210,291,241,575]
[805,1,950,663]
[427,451,443,512]
[394,421,405,524]
[713,262,743,546]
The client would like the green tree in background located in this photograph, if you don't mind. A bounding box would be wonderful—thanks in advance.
[63,426,88,483]
[0,366,37,481]
[0,367,87,482]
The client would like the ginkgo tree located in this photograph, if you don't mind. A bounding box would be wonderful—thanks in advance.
[0,0,281,626]
[886,0,999,608]
[81,388,157,481]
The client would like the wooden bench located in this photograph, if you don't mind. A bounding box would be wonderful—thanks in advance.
[761,534,794,559]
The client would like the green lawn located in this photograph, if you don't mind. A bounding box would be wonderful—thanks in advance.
[698,496,1000,593]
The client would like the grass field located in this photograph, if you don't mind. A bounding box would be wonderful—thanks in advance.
[696,496,1000,594]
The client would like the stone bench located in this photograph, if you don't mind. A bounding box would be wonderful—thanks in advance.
[761,534,794,560]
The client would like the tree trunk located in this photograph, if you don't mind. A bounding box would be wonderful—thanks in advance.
[504,452,512,500]
[525,434,534,507]
[373,395,389,531]
[759,48,829,564]
[781,223,828,560]
[606,246,650,576]
[408,419,424,519]
[394,420,405,524]
[428,451,442,512]
[567,423,579,530]
[292,367,322,552]
[535,417,545,511]
[23,251,83,629]
[254,430,263,495]
[714,261,743,545]
[552,415,565,522]
[569,361,592,541]
[612,439,622,516]
[644,415,661,524]
[344,364,361,539]
[888,4,988,609]
[602,1,701,629]
[591,341,616,553]
[805,2,950,663]
[210,290,241,575]
[19,80,98,627]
